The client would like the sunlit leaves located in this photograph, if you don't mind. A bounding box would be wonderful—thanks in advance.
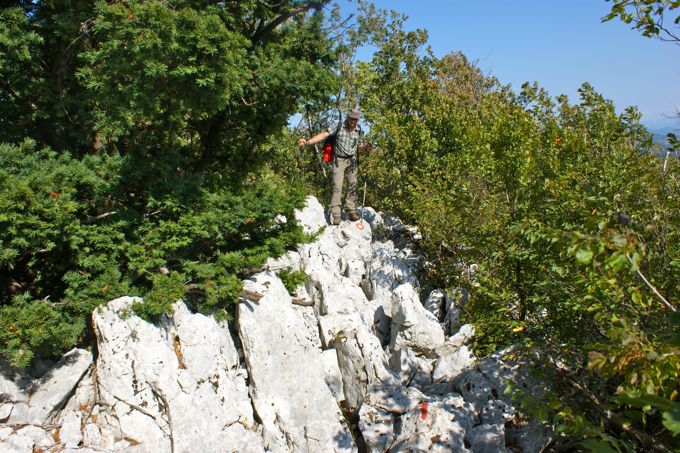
[0,0,337,368]
[603,0,680,42]
[354,22,679,448]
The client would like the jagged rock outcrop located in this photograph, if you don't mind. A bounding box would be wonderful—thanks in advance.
[238,272,353,452]
[92,297,261,453]
[0,196,550,452]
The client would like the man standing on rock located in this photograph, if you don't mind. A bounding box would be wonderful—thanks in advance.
[299,109,372,225]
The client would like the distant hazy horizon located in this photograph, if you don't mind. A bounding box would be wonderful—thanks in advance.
[643,115,679,132]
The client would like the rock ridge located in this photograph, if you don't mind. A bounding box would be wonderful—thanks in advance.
[0,195,549,452]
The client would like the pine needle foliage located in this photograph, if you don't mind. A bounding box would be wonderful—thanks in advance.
[278,269,307,295]
[0,0,339,367]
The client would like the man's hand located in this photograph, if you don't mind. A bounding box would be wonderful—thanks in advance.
[300,131,328,147]
[359,142,374,152]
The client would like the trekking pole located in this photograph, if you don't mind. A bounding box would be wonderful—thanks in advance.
[303,112,326,178]
[357,140,374,231]
[360,181,367,226]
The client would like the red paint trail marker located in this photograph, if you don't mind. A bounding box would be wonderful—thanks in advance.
[356,222,364,230]
[420,401,428,420]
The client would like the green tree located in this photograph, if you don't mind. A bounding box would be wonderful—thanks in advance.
[0,0,340,366]
[603,0,680,43]
[355,17,679,448]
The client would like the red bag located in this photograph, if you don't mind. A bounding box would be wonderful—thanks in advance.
[322,120,340,163]
[323,142,333,163]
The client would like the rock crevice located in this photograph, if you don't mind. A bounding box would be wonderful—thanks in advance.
[0,196,549,453]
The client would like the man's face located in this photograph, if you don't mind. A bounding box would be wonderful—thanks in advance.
[348,117,358,129]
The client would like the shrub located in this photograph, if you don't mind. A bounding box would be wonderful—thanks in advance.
[357,36,679,449]
[278,269,307,294]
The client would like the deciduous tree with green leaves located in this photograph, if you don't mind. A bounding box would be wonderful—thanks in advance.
[354,15,679,450]
[604,0,680,43]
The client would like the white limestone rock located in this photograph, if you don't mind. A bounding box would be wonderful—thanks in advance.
[82,423,114,450]
[291,283,314,307]
[298,238,341,289]
[363,384,425,415]
[5,403,28,426]
[389,400,469,453]
[389,283,445,355]
[364,241,415,309]
[0,403,12,422]
[93,296,260,453]
[59,410,83,448]
[15,425,53,449]
[0,358,30,427]
[92,411,122,447]
[433,345,476,382]
[0,434,33,453]
[318,313,363,348]
[360,384,470,453]
[456,369,494,414]
[370,300,391,346]
[435,324,476,357]
[27,348,92,425]
[0,361,29,408]
[13,200,545,453]
[222,423,268,453]
[0,426,12,440]
[356,207,384,231]
[113,439,132,450]
[238,271,355,453]
[331,221,373,261]
[334,325,399,409]
[468,423,510,453]
[382,213,407,233]
[265,250,302,272]
[343,258,366,285]
[321,349,345,403]
[173,301,240,373]
[317,278,371,317]
[60,368,96,416]
[480,397,514,425]
[424,289,446,320]
[292,304,323,348]
[358,404,394,453]
[294,195,327,234]
[389,347,434,388]
[299,220,372,296]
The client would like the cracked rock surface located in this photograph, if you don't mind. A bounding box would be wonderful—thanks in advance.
[0,196,549,452]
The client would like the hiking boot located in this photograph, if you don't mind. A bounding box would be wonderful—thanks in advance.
[332,214,341,225]
[348,211,359,222]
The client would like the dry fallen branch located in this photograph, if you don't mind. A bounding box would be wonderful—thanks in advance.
[241,289,264,302]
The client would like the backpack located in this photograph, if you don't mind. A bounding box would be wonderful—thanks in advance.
[322,133,335,163]
[322,119,341,163]
[322,118,363,163]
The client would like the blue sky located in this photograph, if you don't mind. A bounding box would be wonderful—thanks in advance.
[342,0,680,130]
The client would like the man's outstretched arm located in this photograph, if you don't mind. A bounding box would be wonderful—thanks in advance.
[299,130,330,147]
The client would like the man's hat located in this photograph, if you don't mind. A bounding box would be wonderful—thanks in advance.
[347,109,361,120]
